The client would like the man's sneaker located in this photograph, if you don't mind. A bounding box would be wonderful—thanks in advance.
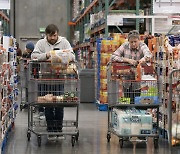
[39,115,45,120]
[33,112,45,120]
[47,135,56,141]
[56,135,65,141]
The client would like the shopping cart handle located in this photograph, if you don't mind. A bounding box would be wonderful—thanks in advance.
[31,59,38,61]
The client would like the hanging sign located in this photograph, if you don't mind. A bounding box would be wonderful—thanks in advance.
[153,0,180,13]
[107,15,123,26]
[0,0,10,10]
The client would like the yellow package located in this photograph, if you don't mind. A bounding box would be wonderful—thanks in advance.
[101,53,108,65]
[101,40,112,53]
[101,79,107,90]
[111,40,120,52]
[100,66,107,78]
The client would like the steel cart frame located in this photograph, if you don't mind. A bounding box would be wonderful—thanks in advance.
[19,58,29,111]
[168,69,180,147]
[106,62,161,148]
[27,61,80,147]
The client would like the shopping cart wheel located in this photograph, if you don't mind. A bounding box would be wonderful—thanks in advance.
[107,133,111,142]
[154,138,158,149]
[37,135,41,147]
[75,131,79,141]
[71,136,76,147]
[27,131,31,141]
[119,138,123,148]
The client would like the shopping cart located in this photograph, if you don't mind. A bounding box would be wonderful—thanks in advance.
[19,58,29,111]
[27,61,79,147]
[168,69,180,147]
[107,62,161,148]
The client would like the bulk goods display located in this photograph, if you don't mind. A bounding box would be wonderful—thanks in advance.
[0,36,18,151]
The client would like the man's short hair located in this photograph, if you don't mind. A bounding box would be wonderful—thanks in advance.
[45,24,59,35]
[128,30,140,40]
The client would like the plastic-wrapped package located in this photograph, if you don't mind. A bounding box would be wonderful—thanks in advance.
[111,108,152,135]
[50,49,75,70]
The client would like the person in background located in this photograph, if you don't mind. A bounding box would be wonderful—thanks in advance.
[22,42,34,58]
[31,24,75,140]
[19,42,35,109]
[144,31,152,47]
[16,42,22,82]
[16,42,22,57]
[111,30,152,103]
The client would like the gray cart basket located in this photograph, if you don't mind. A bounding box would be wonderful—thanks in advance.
[107,62,161,148]
[19,58,29,111]
[27,61,80,147]
[168,69,180,147]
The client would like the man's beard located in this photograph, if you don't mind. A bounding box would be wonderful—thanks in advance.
[48,39,57,45]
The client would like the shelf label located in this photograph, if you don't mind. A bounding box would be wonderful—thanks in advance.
[153,0,180,14]
[107,15,123,26]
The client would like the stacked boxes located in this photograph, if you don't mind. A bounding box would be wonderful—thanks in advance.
[84,23,91,42]
[148,35,180,135]
[90,11,105,29]
[96,35,126,104]
[111,108,152,135]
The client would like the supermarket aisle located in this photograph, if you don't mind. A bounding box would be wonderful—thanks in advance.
[4,103,179,154]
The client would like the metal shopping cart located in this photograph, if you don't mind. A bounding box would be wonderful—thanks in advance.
[19,58,29,111]
[168,69,180,147]
[27,61,79,147]
[106,62,161,148]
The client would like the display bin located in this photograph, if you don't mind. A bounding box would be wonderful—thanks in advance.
[79,69,95,103]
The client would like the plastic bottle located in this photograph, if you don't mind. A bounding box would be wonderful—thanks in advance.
[136,63,142,81]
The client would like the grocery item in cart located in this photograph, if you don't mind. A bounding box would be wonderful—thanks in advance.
[136,63,142,81]
[37,92,78,103]
[134,74,159,104]
[141,75,158,96]
[135,96,159,104]
[65,63,78,74]
[50,49,75,70]
[111,108,152,135]
[38,94,56,103]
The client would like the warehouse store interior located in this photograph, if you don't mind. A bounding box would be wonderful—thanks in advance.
[0,0,180,154]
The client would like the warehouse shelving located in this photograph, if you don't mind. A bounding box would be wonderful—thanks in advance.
[0,10,10,35]
[70,0,153,68]
[74,0,98,24]
[90,24,105,35]
[70,0,153,107]
[0,36,18,152]
[147,31,180,143]
[73,42,90,50]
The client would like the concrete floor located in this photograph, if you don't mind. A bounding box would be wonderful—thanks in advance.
[4,103,180,154]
